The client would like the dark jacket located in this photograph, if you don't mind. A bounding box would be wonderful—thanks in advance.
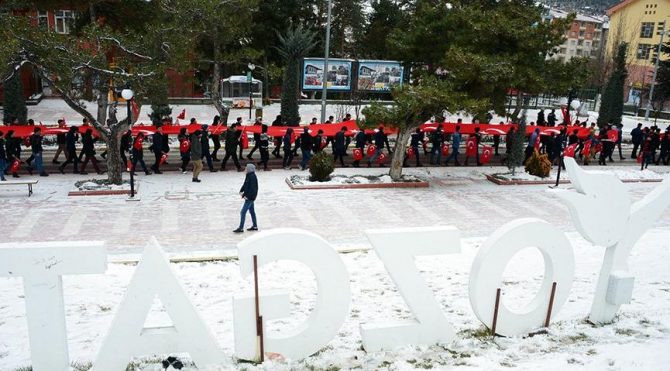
[547,112,556,126]
[283,133,293,151]
[240,172,258,201]
[410,132,423,147]
[374,130,388,148]
[299,132,313,151]
[0,138,5,160]
[81,133,96,156]
[30,134,43,154]
[152,132,164,154]
[56,132,66,145]
[190,134,203,158]
[313,134,323,152]
[355,131,366,149]
[201,130,211,152]
[66,130,79,152]
[225,129,239,151]
[120,132,131,152]
[431,130,444,146]
[631,127,643,144]
[334,131,346,151]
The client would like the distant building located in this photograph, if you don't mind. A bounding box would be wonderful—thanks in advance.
[605,0,670,103]
[544,8,608,62]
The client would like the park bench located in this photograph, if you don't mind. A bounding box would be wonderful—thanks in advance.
[0,179,38,196]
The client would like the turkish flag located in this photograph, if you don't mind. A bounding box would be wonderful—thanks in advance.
[582,140,592,156]
[353,148,363,161]
[607,129,618,142]
[240,131,249,149]
[441,143,450,156]
[9,159,20,173]
[377,151,387,164]
[481,145,493,164]
[159,153,168,165]
[177,109,186,120]
[564,143,578,158]
[406,146,415,158]
[179,139,191,153]
[466,138,477,156]
[595,142,602,153]
[367,144,377,157]
[321,137,327,149]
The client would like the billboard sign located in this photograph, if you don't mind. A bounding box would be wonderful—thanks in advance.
[357,60,403,92]
[302,58,353,91]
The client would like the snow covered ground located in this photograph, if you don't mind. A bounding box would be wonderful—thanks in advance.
[1,159,669,370]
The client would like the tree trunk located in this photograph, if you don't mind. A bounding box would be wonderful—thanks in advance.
[210,44,230,123]
[263,54,269,100]
[389,127,411,181]
[97,86,108,126]
[106,125,124,184]
[510,91,523,121]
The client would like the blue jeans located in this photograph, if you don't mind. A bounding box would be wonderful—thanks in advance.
[33,152,44,173]
[301,149,312,169]
[370,148,382,163]
[238,199,257,229]
[430,145,442,164]
[0,158,6,180]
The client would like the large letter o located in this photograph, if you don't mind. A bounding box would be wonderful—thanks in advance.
[469,218,574,336]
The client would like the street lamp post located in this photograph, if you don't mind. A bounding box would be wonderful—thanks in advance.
[644,30,668,121]
[121,87,135,198]
[320,0,333,124]
[248,63,256,120]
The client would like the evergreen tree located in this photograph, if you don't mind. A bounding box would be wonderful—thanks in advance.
[507,98,529,175]
[361,0,407,59]
[2,71,27,124]
[597,43,628,127]
[147,77,171,125]
[329,0,365,58]
[277,25,318,126]
[653,41,670,110]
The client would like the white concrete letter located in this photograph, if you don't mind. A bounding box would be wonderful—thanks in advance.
[233,228,350,361]
[552,157,670,323]
[92,237,223,370]
[469,219,574,336]
[0,241,106,371]
[361,226,461,351]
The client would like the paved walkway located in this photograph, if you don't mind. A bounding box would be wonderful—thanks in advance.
[0,166,669,255]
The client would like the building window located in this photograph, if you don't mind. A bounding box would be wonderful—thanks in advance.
[578,39,584,46]
[637,44,652,60]
[54,10,75,34]
[570,40,576,46]
[579,30,585,37]
[640,22,654,38]
[37,10,48,29]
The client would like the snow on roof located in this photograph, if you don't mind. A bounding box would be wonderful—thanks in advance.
[547,8,605,24]
[222,75,262,84]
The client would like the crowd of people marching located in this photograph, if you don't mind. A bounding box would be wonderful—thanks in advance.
[1,109,668,182]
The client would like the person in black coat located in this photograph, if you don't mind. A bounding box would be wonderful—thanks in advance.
[52,119,67,164]
[30,127,48,176]
[79,129,102,174]
[631,123,643,159]
[151,126,165,173]
[59,126,80,174]
[221,123,242,171]
[200,124,216,172]
[210,116,222,161]
[333,126,348,167]
[246,118,263,160]
[257,124,270,171]
[368,126,389,167]
[131,132,151,175]
[271,115,283,158]
[352,130,366,167]
[313,129,324,153]
[282,128,295,169]
[4,130,21,178]
[120,129,131,170]
[547,109,556,127]
[0,131,6,181]
[430,125,444,165]
[404,127,424,167]
[298,127,313,170]
[233,163,259,233]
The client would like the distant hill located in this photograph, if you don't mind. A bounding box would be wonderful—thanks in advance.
[543,0,621,16]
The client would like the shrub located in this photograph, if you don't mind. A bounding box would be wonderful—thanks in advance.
[309,151,334,182]
[525,149,552,178]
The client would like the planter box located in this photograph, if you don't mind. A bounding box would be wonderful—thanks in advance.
[286,176,429,190]
[486,174,662,186]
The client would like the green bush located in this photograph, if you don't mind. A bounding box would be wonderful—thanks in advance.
[525,149,552,178]
[309,151,334,182]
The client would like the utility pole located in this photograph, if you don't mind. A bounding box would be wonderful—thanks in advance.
[645,30,668,121]
[320,0,332,124]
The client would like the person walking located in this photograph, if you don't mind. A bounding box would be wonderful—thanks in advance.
[352,129,366,167]
[656,130,670,166]
[271,115,283,158]
[547,109,556,127]
[444,125,462,166]
[130,132,151,175]
[79,129,102,174]
[246,118,263,160]
[221,123,243,171]
[537,109,546,126]
[150,126,166,174]
[233,163,259,233]
[333,126,347,167]
[631,123,643,159]
[430,125,444,165]
[299,127,313,170]
[210,116,222,161]
[200,124,216,172]
[465,127,482,166]
[642,137,653,170]
[52,119,67,164]
[29,127,48,176]
[120,129,131,171]
[0,131,6,181]
[59,126,80,174]
[190,129,203,182]
[282,128,295,169]
[404,127,423,167]
[525,128,540,164]
[178,127,191,173]
[368,126,390,167]
[257,124,271,171]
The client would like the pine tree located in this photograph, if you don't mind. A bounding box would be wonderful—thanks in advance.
[597,43,628,127]
[654,41,670,109]
[277,25,318,126]
[2,72,27,124]
[147,77,171,125]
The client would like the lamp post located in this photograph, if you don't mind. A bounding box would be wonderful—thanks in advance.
[644,30,668,121]
[248,63,255,120]
[121,87,135,198]
[320,0,333,124]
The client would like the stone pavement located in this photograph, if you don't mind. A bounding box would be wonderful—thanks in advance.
[1,166,669,256]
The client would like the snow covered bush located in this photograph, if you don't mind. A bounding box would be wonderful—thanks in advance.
[309,151,335,182]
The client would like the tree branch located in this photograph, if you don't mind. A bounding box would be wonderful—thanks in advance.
[99,36,153,61]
